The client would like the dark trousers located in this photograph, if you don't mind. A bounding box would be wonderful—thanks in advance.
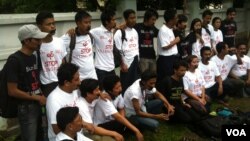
[41,82,58,97]
[98,120,125,134]
[120,56,140,94]
[205,82,226,100]
[157,55,177,83]
[18,102,42,141]
[169,101,202,123]
[96,68,116,90]
[223,78,244,97]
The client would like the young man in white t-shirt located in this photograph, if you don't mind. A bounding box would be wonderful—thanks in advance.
[201,9,214,49]
[123,69,175,131]
[210,42,244,97]
[157,9,180,82]
[55,107,92,141]
[46,63,81,141]
[61,10,97,81]
[198,47,227,105]
[183,55,210,115]
[36,11,67,97]
[77,79,124,141]
[90,10,117,84]
[114,9,140,94]
[94,75,143,141]
[230,43,250,95]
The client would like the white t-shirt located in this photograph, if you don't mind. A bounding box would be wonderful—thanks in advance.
[123,79,156,117]
[76,97,98,124]
[212,29,223,50]
[201,27,212,47]
[114,27,139,68]
[231,55,250,77]
[211,55,237,81]
[61,34,97,80]
[40,37,67,84]
[183,69,205,100]
[55,131,93,141]
[46,87,79,141]
[207,24,214,41]
[90,25,114,71]
[93,95,124,125]
[157,24,178,56]
[191,39,204,60]
[198,61,220,88]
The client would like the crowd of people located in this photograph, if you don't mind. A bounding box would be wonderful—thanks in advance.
[3,7,250,141]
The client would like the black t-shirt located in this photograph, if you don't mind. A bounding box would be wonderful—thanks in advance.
[6,51,40,95]
[220,19,237,48]
[173,29,189,59]
[157,76,184,103]
[134,23,159,59]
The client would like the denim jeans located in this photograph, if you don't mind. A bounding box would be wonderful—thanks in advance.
[128,99,163,131]
[18,102,41,141]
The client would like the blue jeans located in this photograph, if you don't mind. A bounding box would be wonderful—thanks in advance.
[128,99,163,131]
[18,102,41,141]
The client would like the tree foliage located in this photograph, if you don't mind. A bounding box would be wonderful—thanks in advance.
[0,0,76,14]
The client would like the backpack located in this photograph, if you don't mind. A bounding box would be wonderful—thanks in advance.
[113,29,126,68]
[0,53,24,118]
[68,29,94,63]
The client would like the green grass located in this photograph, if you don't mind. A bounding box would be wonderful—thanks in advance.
[125,97,250,141]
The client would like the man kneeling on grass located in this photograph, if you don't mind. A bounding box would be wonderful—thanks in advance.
[94,75,143,141]
[123,69,175,131]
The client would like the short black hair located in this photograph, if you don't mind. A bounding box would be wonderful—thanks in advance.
[123,9,136,20]
[36,11,54,25]
[202,9,213,18]
[56,106,79,132]
[163,8,177,23]
[177,14,188,24]
[212,17,221,25]
[173,60,188,70]
[79,79,99,98]
[186,55,198,64]
[236,42,247,49]
[216,42,227,54]
[101,9,116,27]
[226,7,236,15]
[75,10,91,23]
[200,46,212,57]
[103,75,120,93]
[143,8,158,22]
[57,63,79,86]
[141,69,157,82]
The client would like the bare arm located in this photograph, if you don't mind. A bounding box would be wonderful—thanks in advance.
[132,98,168,120]
[52,124,60,135]
[7,83,46,105]
[154,91,175,115]
[184,89,201,101]
[112,113,143,141]
[162,37,180,50]
[215,75,223,95]
[118,108,125,117]
[93,126,124,141]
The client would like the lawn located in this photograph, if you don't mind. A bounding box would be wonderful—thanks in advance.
[1,97,250,141]
[125,97,250,141]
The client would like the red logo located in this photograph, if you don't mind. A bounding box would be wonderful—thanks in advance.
[47,51,54,60]
[83,41,88,47]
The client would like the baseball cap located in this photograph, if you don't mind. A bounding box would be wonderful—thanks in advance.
[18,24,48,41]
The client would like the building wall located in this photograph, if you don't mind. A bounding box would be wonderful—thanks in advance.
[0,6,249,69]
